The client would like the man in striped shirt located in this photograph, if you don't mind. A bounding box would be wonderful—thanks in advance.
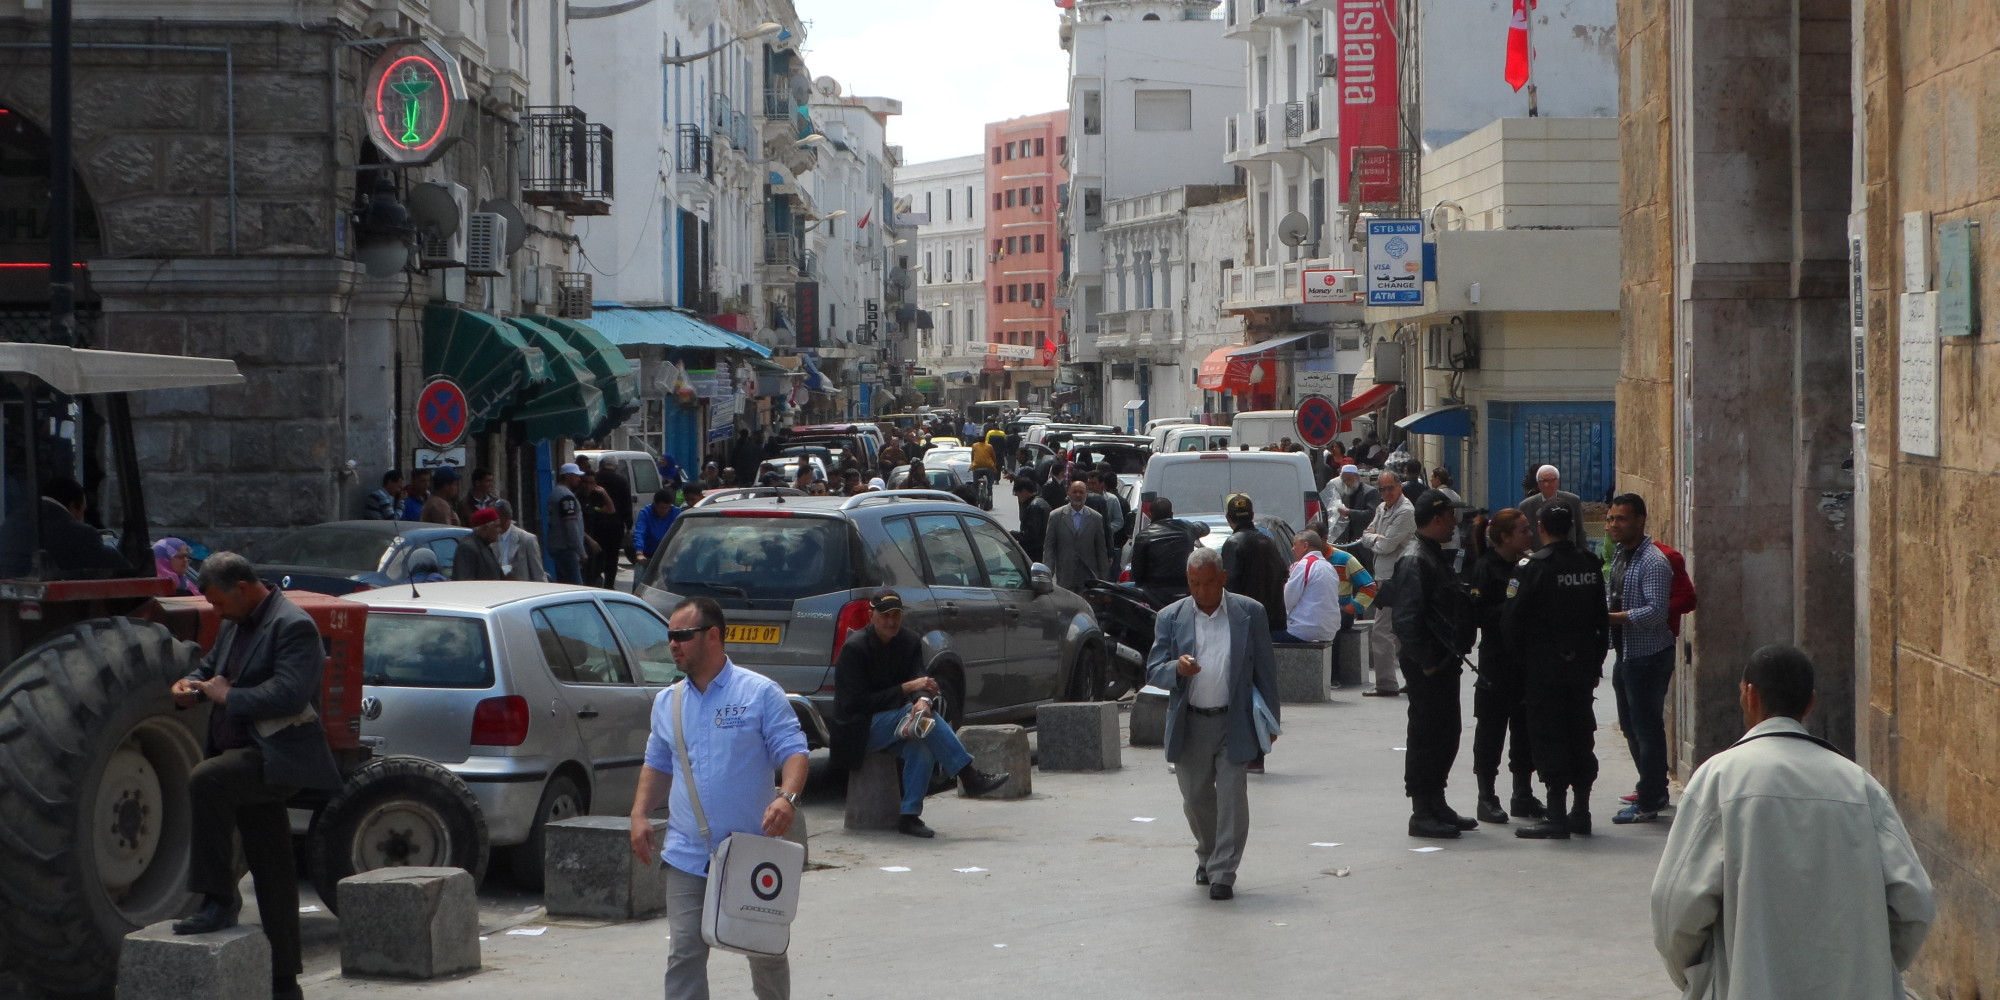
[1606,492,1677,824]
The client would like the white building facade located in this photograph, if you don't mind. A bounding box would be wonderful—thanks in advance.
[894,155,987,388]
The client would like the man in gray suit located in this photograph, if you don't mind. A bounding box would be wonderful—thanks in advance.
[1517,464,1589,550]
[1145,547,1281,901]
[1043,479,1109,592]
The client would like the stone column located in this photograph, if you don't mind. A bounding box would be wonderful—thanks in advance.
[346,274,415,516]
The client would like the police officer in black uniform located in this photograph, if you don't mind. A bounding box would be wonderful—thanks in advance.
[1467,508,1543,825]
[1394,489,1479,839]
[1502,504,1609,840]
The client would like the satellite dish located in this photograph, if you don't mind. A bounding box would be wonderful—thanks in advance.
[814,75,841,97]
[408,182,461,239]
[1277,212,1312,247]
[478,197,529,255]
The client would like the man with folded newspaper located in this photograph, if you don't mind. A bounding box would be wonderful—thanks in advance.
[629,596,810,1000]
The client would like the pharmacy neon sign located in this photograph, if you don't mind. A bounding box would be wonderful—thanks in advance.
[364,41,466,165]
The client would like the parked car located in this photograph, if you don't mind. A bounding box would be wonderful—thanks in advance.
[574,448,667,504]
[345,582,780,889]
[245,520,473,595]
[1160,424,1233,453]
[782,424,882,474]
[1132,451,1319,541]
[634,489,1118,740]
[1058,434,1153,477]
[1023,422,1115,448]
[888,464,980,506]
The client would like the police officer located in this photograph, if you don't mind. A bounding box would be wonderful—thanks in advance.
[1502,504,1609,840]
[1467,508,1542,825]
[1394,489,1479,839]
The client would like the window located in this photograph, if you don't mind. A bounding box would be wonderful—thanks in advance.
[1036,282,1047,301]
[924,191,932,218]
[1033,185,1045,205]
[966,185,974,219]
[1034,233,1046,252]
[924,252,933,284]
[994,192,1003,211]
[1005,141,1015,160]
[883,517,926,577]
[1020,187,1031,205]
[1035,137,1046,157]
[1082,90,1102,134]
[1057,136,1066,155]
[1007,284,1019,303]
[992,146,1002,164]
[1007,189,1017,208]
[1006,236,1016,255]
[913,514,982,587]
[995,285,1005,304]
[945,192,952,221]
[604,601,682,685]
[533,603,634,685]
[944,249,953,282]
[1083,187,1103,230]
[1134,89,1193,131]
[363,613,494,688]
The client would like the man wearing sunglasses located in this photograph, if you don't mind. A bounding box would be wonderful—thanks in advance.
[629,597,809,1000]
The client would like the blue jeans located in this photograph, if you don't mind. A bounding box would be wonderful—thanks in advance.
[550,549,584,585]
[866,707,974,815]
[1612,646,1675,810]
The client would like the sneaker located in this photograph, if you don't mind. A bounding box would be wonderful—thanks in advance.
[897,814,936,838]
[1620,791,1640,803]
[1362,688,1402,697]
[958,768,1011,798]
[1612,804,1660,825]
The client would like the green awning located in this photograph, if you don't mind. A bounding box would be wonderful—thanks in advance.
[422,305,550,434]
[515,315,639,429]
[504,319,606,441]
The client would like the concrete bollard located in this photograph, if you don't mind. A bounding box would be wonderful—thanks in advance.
[1274,642,1334,703]
[1128,686,1170,747]
[843,751,904,830]
[1035,702,1121,771]
[337,867,480,980]
[957,725,1032,798]
[546,816,668,920]
[118,921,271,1000]
[1335,627,1365,688]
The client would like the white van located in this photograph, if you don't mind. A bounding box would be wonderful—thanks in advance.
[574,449,667,507]
[1136,450,1319,533]
[1144,417,1197,450]
[1230,410,1298,449]
[1159,424,1233,453]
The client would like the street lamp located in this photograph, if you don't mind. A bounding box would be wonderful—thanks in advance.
[802,209,847,233]
[658,22,785,63]
[794,133,830,150]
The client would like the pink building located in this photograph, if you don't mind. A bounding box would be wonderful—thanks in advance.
[983,111,1068,400]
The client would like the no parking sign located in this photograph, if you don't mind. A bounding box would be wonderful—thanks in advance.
[416,377,469,448]
[1295,394,1341,448]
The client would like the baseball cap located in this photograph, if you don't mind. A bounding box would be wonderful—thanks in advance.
[558,462,583,476]
[1412,488,1467,526]
[1225,493,1254,518]
[470,507,501,527]
[870,589,904,613]
[432,466,460,484]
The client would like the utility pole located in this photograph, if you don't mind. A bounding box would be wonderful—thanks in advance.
[48,0,74,347]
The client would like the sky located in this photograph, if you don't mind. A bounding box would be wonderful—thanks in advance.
[794,0,1071,165]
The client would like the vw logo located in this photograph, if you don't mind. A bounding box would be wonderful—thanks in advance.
[361,696,382,721]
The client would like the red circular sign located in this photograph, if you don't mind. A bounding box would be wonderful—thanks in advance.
[417,378,469,448]
[1295,394,1341,448]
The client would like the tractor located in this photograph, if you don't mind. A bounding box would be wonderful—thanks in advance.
[0,343,487,999]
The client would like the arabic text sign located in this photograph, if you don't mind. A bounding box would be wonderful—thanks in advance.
[1366,219,1424,305]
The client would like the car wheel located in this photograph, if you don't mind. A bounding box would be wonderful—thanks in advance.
[306,755,489,914]
[934,668,966,730]
[1064,642,1108,702]
[510,774,586,890]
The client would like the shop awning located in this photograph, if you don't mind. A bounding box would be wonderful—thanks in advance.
[504,320,606,441]
[1196,344,1276,395]
[423,305,551,434]
[1197,346,1240,391]
[1225,330,1316,356]
[1339,382,1398,416]
[581,305,775,357]
[1395,404,1473,437]
[514,315,640,427]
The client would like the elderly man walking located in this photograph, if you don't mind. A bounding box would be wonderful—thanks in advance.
[1651,645,1933,1000]
[1043,479,1109,592]
[1360,471,1416,696]
[1146,548,1280,901]
[1517,464,1588,549]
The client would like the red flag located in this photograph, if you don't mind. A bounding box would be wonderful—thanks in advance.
[1504,0,1534,91]
[856,208,873,229]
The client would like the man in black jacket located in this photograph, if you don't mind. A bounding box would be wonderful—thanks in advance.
[169,553,342,1000]
[1129,496,1207,607]
[1219,494,1286,635]
[1503,504,1610,840]
[832,590,1010,838]
[1013,476,1051,563]
[453,508,509,581]
[1394,490,1478,839]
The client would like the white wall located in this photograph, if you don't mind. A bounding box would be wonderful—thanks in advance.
[895,155,986,371]
[1419,0,1618,149]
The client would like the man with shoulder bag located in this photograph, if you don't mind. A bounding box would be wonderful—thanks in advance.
[629,597,810,1000]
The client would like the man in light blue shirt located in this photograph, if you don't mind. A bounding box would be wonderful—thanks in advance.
[629,596,809,1000]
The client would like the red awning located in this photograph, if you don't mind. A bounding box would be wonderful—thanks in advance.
[1197,345,1277,395]
[1339,382,1397,415]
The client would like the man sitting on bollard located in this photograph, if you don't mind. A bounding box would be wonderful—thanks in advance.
[832,589,1011,838]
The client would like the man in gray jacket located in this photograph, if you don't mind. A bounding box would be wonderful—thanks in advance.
[1043,479,1109,592]
[1361,472,1416,696]
[1145,547,1280,901]
[1517,464,1589,550]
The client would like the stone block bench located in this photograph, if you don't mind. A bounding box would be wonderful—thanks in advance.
[1036,702,1121,771]
[338,867,479,980]
[119,921,270,1000]
[1274,641,1334,703]
[844,750,904,830]
[956,725,1032,798]
[1335,626,1365,688]
[546,816,668,920]
[1128,685,1170,747]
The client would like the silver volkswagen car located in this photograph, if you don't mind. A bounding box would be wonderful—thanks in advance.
[345,581,826,888]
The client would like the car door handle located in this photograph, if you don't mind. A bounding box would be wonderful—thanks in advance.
[576,707,600,719]
[1002,606,1021,618]
[939,603,958,617]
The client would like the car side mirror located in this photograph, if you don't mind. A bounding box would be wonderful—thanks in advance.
[1030,563,1054,595]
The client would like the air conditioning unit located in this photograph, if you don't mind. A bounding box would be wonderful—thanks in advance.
[1031,298,1043,308]
[1331,272,1362,298]
[1336,333,1364,352]
[418,194,469,270]
[1317,53,1339,77]
[521,264,558,305]
[1031,205,1042,214]
[988,252,1001,263]
[465,212,508,277]
[556,271,594,319]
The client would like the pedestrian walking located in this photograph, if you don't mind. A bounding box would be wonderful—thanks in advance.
[581,472,625,590]
[452,508,508,581]
[1322,463,1379,544]
[1128,496,1205,608]
[631,489,679,569]
[1083,471,1122,553]
[1466,508,1542,825]
[1501,505,1609,839]
[1144,547,1280,901]
[1394,490,1478,839]
[546,463,589,585]
[597,457,635,534]
[421,467,462,525]
[168,553,342,1000]
[1361,471,1416,697]
[1517,465,1589,549]
[1218,493,1286,636]
[364,470,401,520]
[627,597,809,1000]
[1012,476,1051,563]
[1043,480,1108,592]
[1605,492,1675,824]
[1650,645,1934,1000]
[493,500,547,582]
[831,590,1011,838]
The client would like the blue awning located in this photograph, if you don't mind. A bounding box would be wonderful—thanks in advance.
[1395,404,1473,437]
[580,305,774,357]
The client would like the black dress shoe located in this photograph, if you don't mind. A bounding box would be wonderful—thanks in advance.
[171,894,241,935]
[1362,688,1402,697]
[958,768,1011,797]
[896,814,936,838]
[1209,883,1233,901]
[1514,816,1571,840]
[1476,795,1509,824]
[1509,793,1548,820]
[1194,866,1209,885]
[272,976,304,1000]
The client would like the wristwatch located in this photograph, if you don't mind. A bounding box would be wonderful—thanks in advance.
[777,791,800,806]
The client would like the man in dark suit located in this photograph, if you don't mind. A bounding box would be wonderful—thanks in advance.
[170,552,342,1000]
[453,508,508,581]
[1043,479,1109,592]
[1145,547,1280,901]
[1516,464,1589,550]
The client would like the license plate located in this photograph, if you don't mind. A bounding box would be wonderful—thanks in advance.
[725,624,783,645]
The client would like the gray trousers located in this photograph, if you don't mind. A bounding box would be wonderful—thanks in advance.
[1174,709,1251,886]
[665,864,789,1000]
[1368,613,1403,693]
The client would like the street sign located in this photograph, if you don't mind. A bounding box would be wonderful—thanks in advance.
[1295,368,1343,399]
[1301,268,1360,303]
[416,377,468,448]
[1295,394,1341,448]
[1365,218,1424,306]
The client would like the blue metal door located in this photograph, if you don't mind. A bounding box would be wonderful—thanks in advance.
[1484,401,1615,514]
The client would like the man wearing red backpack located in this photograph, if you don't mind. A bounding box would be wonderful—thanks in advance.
[1618,536,1697,809]
[1606,494,1679,824]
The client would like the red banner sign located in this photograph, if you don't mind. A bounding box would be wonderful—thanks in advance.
[1338,0,1401,204]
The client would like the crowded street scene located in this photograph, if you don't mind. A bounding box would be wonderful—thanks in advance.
[0,0,1983,998]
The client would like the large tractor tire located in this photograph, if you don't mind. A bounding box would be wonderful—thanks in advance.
[0,618,205,999]
[306,755,488,914]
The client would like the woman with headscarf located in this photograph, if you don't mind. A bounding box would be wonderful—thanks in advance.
[405,546,450,583]
[153,537,198,595]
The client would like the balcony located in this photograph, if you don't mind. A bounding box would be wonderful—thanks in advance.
[1095,308,1178,353]
[1224,112,1252,164]
[711,94,754,156]
[521,107,613,216]
[1223,257,1350,311]
[1252,0,1304,25]
[1303,82,1340,146]
[760,234,818,281]
[674,124,712,180]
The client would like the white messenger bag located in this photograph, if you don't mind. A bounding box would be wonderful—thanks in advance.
[670,681,805,957]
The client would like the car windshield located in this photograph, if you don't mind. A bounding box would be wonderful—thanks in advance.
[1154,460,1307,525]
[244,526,393,573]
[363,613,494,688]
[653,515,854,601]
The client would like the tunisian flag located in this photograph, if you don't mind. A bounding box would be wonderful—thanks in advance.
[1504,0,1534,91]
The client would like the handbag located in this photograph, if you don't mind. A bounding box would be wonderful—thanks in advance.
[669,682,805,958]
